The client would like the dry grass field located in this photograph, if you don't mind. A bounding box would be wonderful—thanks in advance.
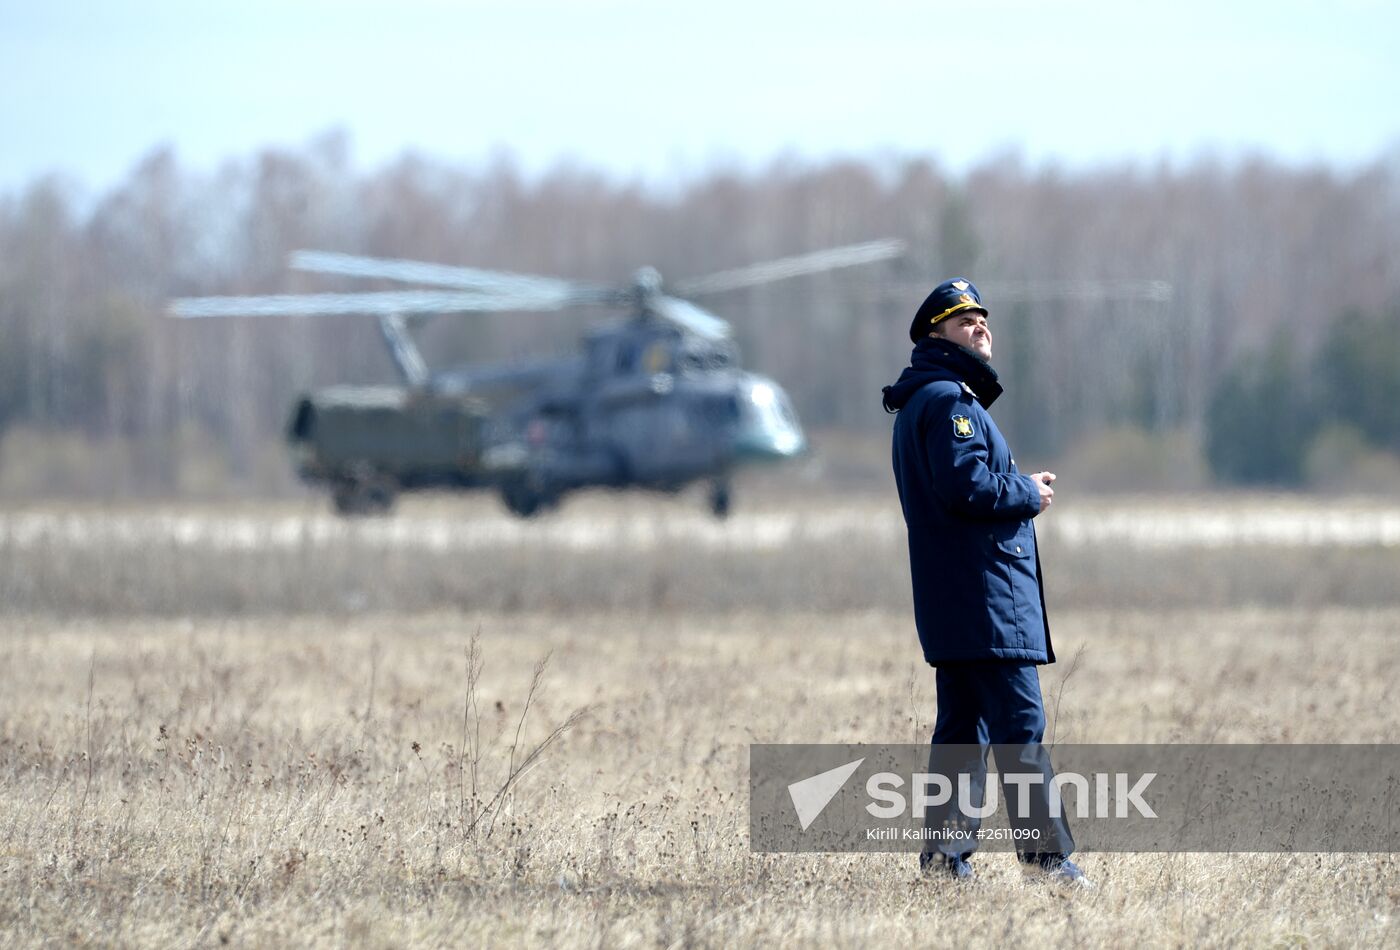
[2,494,1399,947]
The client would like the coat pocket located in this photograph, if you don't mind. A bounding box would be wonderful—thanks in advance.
[987,524,1034,559]
[994,536,1032,558]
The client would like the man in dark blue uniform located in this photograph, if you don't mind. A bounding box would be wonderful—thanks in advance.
[882,278,1089,886]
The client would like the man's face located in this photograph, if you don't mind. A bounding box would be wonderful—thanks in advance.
[933,310,993,361]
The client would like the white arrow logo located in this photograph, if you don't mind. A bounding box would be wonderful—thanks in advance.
[787,758,865,830]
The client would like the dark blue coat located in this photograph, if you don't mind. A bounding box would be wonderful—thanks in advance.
[883,338,1055,666]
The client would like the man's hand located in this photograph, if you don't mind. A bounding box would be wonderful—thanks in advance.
[1031,472,1056,514]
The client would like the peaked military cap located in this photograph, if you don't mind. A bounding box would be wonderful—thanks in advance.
[909,277,988,343]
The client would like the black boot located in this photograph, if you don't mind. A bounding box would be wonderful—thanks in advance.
[920,850,974,880]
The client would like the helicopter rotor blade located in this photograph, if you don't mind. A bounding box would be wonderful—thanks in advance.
[648,296,732,340]
[290,249,616,301]
[170,287,611,319]
[672,238,906,297]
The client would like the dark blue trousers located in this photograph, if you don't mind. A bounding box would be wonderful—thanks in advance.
[933,660,1047,745]
[923,661,1075,860]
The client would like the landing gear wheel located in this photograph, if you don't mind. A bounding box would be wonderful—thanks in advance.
[501,485,540,518]
[709,481,731,519]
[364,483,395,514]
[501,477,556,518]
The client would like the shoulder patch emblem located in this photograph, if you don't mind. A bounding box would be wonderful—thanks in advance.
[952,415,974,439]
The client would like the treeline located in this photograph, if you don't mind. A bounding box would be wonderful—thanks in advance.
[1,131,1398,496]
[1207,304,1400,489]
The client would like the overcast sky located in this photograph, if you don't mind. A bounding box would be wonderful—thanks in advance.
[3,0,1397,194]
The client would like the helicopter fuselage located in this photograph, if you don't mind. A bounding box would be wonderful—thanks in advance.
[172,241,907,517]
[287,320,805,516]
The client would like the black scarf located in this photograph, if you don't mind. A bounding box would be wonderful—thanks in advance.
[881,336,1003,413]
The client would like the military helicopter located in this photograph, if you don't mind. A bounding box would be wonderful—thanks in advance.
[170,240,905,517]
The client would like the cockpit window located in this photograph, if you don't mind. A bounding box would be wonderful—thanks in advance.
[676,341,736,372]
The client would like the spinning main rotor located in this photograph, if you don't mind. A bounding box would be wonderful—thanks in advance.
[170,239,910,342]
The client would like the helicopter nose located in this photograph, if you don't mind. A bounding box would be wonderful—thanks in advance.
[733,380,806,461]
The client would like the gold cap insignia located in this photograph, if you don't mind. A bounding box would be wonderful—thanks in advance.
[958,293,974,305]
[952,415,974,439]
[951,280,969,291]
